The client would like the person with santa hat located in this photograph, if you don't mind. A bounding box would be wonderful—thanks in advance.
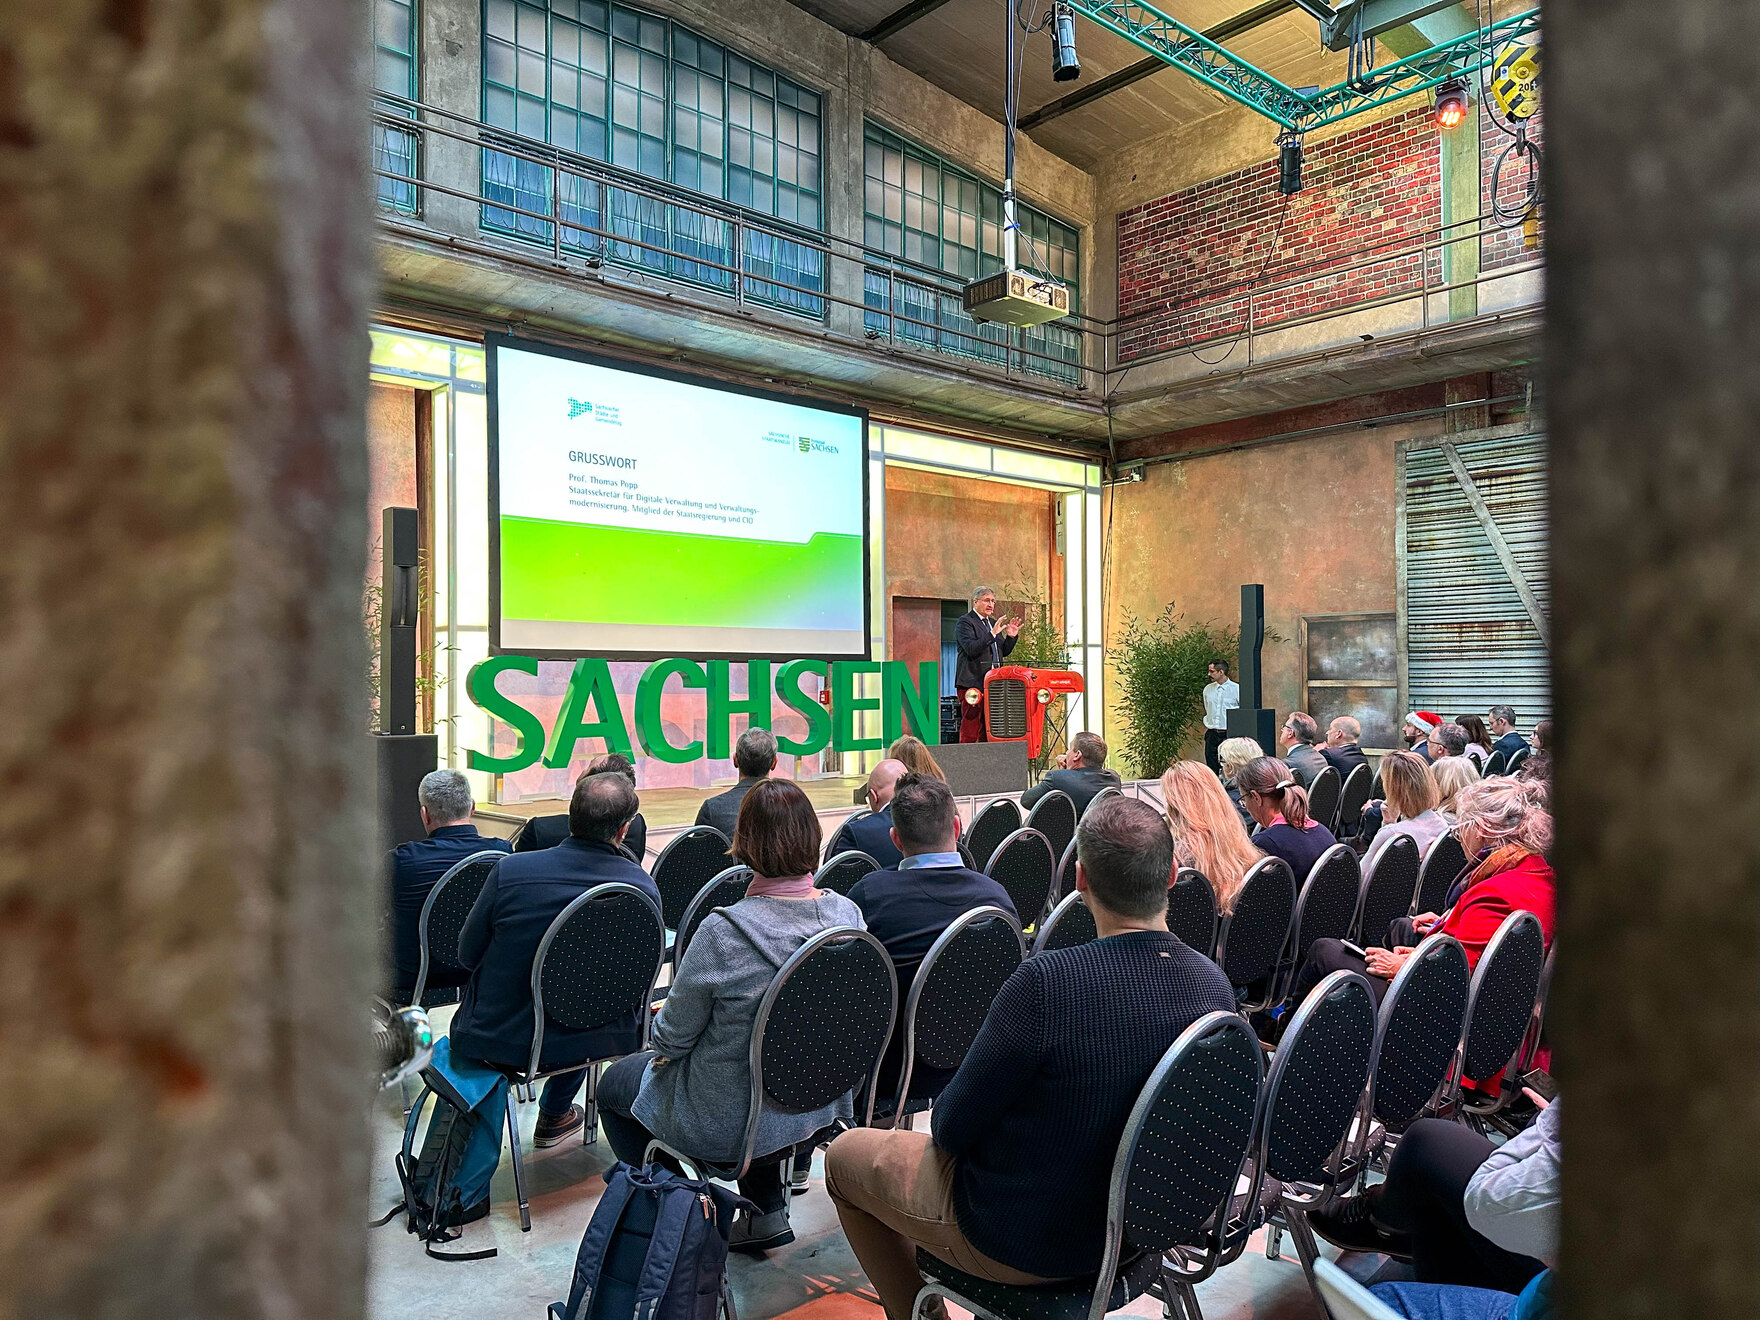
[1402,710,1443,762]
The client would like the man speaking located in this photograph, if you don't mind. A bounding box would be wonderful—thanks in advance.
[954,586,1021,743]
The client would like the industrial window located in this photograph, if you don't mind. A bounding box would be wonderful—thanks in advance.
[480,0,823,315]
[861,123,1082,383]
[373,0,419,213]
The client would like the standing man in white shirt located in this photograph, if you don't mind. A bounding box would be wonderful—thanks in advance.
[1202,658,1240,774]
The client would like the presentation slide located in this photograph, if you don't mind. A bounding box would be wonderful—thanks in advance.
[490,338,869,657]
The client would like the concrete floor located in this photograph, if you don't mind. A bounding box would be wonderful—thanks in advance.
[368,1013,1339,1320]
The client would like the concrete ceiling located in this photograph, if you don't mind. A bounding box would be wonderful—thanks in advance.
[792,0,1358,168]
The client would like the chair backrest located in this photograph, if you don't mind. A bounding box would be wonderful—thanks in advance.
[887,906,1025,1115]
[1355,833,1422,949]
[1368,932,1470,1130]
[1214,856,1296,987]
[650,825,732,931]
[966,797,1022,871]
[1168,867,1219,956]
[673,866,753,967]
[1084,785,1124,817]
[1032,890,1098,955]
[984,827,1057,928]
[1335,763,1373,834]
[1517,941,1557,1075]
[1460,910,1546,1084]
[824,808,869,862]
[1055,838,1079,907]
[1306,766,1342,835]
[1023,791,1077,871]
[1506,746,1530,775]
[1258,972,1377,1186]
[1414,831,1469,916]
[751,928,897,1165]
[1289,845,1362,973]
[817,850,880,897]
[1114,1013,1264,1261]
[1369,770,1383,801]
[413,850,504,1000]
[1313,1259,1407,1320]
[529,882,667,1078]
[1484,749,1508,777]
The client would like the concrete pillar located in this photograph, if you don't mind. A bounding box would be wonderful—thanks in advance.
[0,0,376,1313]
[1547,2,1760,1318]
[823,37,873,340]
[419,0,486,240]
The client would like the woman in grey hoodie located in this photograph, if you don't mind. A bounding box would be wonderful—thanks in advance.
[597,779,866,1252]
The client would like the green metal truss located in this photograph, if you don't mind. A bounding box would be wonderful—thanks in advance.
[1064,2,1540,130]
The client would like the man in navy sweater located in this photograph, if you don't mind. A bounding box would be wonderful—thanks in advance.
[847,773,1016,1111]
[450,772,662,1148]
[827,796,1236,1317]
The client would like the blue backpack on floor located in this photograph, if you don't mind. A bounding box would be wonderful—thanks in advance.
[549,1162,752,1320]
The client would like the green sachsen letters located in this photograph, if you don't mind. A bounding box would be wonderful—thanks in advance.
[774,659,831,756]
[634,658,706,763]
[542,658,633,765]
[465,654,547,772]
[706,660,772,760]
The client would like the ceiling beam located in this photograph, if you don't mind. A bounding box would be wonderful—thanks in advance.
[1019,0,1301,131]
[860,0,956,44]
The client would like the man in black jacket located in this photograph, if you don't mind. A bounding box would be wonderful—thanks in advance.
[839,758,907,868]
[450,772,662,1148]
[953,586,1020,743]
[695,727,776,839]
[1321,715,1371,778]
[826,796,1236,1318]
[512,753,649,862]
[1019,731,1122,817]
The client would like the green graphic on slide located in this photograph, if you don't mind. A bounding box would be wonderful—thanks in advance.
[502,515,863,627]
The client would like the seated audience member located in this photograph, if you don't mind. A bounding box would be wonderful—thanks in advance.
[848,774,1017,1109]
[1432,754,1481,822]
[1290,776,1555,1005]
[1489,705,1530,762]
[825,796,1236,1320]
[1457,714,1495,771]
[1515,750,1552,810]
[1530,718,1552,753]
[696,727,777,838]
[888,734,947,782]
[1161,760,1262,914]
[840,758,907,868]
[1321,716,1370,778]
[388,769,511,1004]
[1428,721,1470,763]
[1402,711,1442,761]
[450,773,661,1148]
[1021,730,1123,816]
[1315,1095,1558,1305]
[1279,712,1330,787]
[1217,736,1265,832]
[514,753,648,861]
[1236,756,1338,882]
[597,780,865,1253]
[1362,751,1450,871]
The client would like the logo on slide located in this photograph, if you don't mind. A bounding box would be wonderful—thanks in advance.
[797,437,810,453]
[797,436,839,455]
[567,398,593,419]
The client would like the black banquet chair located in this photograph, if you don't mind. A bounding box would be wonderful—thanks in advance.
[984,827,1057,929]
[817,849,881,897]
[1169,867,1219,956]
[671,866,753,970]
[1023,790,1077,874]
[1055,838,1079,908]
[823,809,869,862]
[966,798,1022,872]
[1271,845,1361,1007]
[1505,746,1530,775]
[1213,856,1296,1011]
[1083,784,1124,817]
[1335,763,1373,837]
[1354,833,1422,950]
[1484,750,1508,777]
[1032,890,1098,955]
[874,906,1024,1124]
[650,825,732,938]
[1447,911,1546,1120]
[407,849,504,1008]
[1306,767,1342,838]
[1414,830,1469,917]
[910,1012,1264,1320]
[506,882,666,1231]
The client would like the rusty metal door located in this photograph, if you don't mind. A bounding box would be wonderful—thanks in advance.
[1398,429,1550,724]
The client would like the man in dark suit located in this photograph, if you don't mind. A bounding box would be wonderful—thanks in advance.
[1321,715,1371,778]
[1278,713,1331,788]
[387,769,511,1005]
[1488,706,1530,762]
[1020,731,1122,817]
[1402,711,1442,762]
[954,586,1020,743]
[695,727,776,839]
[840,758,907,868]
[847,774,1017,1110]
[514,753,648,862]
[451,772,662,1148]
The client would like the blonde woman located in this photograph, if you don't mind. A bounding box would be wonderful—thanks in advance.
[1430,754,1480,822]
[1362,751,1449,870]
[887,734,946,783]
[1160,761,1261,913]
[1217,736,1264,831]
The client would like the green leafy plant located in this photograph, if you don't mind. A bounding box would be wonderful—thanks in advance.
[1111,604,1240,779]
[1000,584,1072,774]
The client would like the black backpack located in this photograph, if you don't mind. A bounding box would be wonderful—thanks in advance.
[550,1162,751,1320]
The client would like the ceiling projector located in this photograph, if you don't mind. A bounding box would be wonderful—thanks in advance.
[962,268,1071,328]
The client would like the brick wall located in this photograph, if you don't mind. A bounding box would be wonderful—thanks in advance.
[1116,106,1443,361]
[1481,100,1544,270]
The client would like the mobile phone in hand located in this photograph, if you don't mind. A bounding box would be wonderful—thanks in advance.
[1341,940,1366,960]
[1520,1068,1557,1103]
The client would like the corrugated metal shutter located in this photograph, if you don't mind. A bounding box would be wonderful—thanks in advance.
[1401,430,1550,723]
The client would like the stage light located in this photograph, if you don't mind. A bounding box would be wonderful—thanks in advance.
[1433,78,1470,131]
[1051,4,1080,82]
[1277,132,1303,196]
